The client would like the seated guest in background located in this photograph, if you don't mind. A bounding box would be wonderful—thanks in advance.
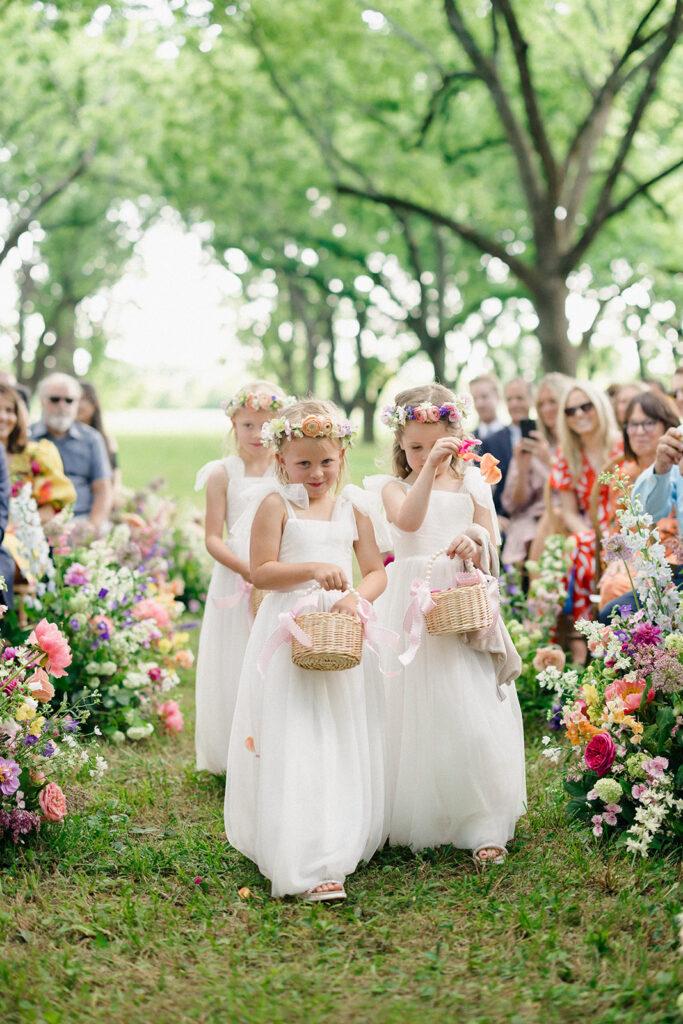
[599,391,680,620]
[0,383,76,524]
[0,445,14,609]
[469,374,504,441]
[480,376,533,523]
[549,380,621,662]
[0,370,31,412]
[77,381,122,502]
[613,381,649,428]
[506,372,570,568]
[31,373,112,535]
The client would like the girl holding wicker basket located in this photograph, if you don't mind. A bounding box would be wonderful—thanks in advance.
[224,398,391,902]
[366,383,526,869]
[193,381,292,775]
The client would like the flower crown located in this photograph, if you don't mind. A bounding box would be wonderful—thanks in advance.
[380,395,470,430]
[261,414,356,449]
[222,389,295,418]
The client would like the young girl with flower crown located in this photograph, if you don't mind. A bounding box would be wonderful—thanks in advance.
[366,383,526,868]
[193,381,291,774]
[224,398,389,901]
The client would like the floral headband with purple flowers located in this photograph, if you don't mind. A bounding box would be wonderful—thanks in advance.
[380,395,470,431]
[222,389,295,418]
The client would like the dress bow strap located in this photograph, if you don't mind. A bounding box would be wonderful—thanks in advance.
[399,578,437,666]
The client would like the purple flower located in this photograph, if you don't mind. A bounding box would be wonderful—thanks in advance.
[2,647,17,660]
[69,617,81,631]
[631,623,663,648]
[548,702,562,731]
[42,741,56,758]
[63,715,79,733]
[98,588,109,599]
[64,563,89,587]
[0,757,21,796]
[95,622,111,641]
[0,807,41,843]
[22,735,38,748]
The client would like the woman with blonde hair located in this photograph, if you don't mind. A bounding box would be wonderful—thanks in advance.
[549,380,622,658]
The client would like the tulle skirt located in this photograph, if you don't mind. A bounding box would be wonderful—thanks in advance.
[225,589,386,897]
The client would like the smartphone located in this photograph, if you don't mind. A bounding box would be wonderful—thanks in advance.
[520,418,537,438]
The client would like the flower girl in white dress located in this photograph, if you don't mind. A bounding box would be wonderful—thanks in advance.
[367,384,526,867]
[225,399,388,901]
[194,382,290,774]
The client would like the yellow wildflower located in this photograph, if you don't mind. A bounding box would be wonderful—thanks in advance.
[15,703,36,722]
[28,715,45,738]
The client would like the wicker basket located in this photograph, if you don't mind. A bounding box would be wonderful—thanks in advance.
[251,587,268,616]
[423,553,492,636]
[291,588,363,671]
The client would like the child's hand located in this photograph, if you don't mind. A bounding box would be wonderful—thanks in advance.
[330,593,359,617]
[312,563,349,591]
[425,436,462,470]
[446,534,479,562]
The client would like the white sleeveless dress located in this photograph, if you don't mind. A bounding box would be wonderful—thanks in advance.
[369,472,526,852]
[194,455,274,774]
[224,488,386,898]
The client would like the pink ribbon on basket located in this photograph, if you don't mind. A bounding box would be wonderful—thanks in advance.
[399,578,437,666]
[256,592,319,677]
[213,577,255,626]
[356,597,399,669]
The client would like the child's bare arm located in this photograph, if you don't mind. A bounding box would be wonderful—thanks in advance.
[204,465,251,579]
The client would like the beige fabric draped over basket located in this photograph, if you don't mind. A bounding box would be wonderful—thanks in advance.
[291,586,363,671]
[423,551,493,636]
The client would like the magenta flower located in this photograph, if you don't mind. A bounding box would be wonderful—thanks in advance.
[0,757,21,796]
[64,563,89,587]
[584,732,616,777]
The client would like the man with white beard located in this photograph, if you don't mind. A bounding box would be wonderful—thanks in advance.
[31,373,112,535]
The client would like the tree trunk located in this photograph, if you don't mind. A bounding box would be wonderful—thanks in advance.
[532,277,576,375]
[359,394,375,444]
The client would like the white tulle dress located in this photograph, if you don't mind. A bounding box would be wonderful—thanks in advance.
[194,455,274,774]
[224,486,386,898]
[366,469,526,853]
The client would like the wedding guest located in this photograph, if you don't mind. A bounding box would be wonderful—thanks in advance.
[599,391,680,619]
[668,366,683,419]
[480,377,533,520]
[613,382,649,428]
[502,373,569,568]
[469,375,504,441]
[549,380,621,662]
[31,373,112,534]
[77,381,122,501]
[0,446,13,608]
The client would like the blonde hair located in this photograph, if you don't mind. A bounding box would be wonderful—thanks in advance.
[274,397,348,487]
[556,379,619,485]
[535,372,571,444]
[389,383,466,480]
[226,379,290,452]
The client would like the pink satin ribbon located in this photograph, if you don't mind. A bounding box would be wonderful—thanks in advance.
[356,597,399,669]
[257,592,320,676]
[399,578,437,666]
[213,577,255,626]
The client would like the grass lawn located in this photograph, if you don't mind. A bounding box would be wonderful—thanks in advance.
[1,653,680,1024]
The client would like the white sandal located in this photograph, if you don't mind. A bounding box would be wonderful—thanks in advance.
[301,880,347,902]
[472,844,508,869]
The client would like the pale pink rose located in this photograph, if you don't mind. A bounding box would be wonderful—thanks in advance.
[28,619,72,678]
[26,667,55,703]
[256,391,273,409]
[413,407,427,422]
[426,405,441,422]
[39,782,67,823]
[532,645,566,673]
[244,393,260,411]
[132,599,170,629]
[158,700,184,734]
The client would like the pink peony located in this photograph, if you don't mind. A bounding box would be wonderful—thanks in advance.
[26,667,55,703]
[413,406,427,422]
[158,700,183,734]
[584,732,616,777]
[426,405,441,422]
[604,677,654,714]
[39,782,67,823]
[132,599,170,629]
[28,619,72,678]
[532,645,566,673]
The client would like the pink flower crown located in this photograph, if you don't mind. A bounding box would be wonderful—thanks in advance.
[222,389,295,417]
[380,396,470,430]
[261,414,356,449]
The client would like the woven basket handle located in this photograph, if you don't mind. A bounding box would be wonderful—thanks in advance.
[424,549,475,589]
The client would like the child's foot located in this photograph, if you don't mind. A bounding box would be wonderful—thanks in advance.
[472,844,507,869]
[302,880,346,902]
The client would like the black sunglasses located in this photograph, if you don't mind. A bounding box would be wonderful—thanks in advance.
[564,401,594,417]
[47,396,76,404]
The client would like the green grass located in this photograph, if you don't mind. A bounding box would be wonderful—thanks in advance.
[1,649,680,1024]
[117,435,389,507]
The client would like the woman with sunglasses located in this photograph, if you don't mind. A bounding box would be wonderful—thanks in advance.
[598,391,681,619]
[549,381,621,661]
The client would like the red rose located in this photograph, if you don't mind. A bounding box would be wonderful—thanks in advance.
[584,732,616,777]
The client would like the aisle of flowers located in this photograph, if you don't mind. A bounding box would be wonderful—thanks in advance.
[1,470,681,860]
